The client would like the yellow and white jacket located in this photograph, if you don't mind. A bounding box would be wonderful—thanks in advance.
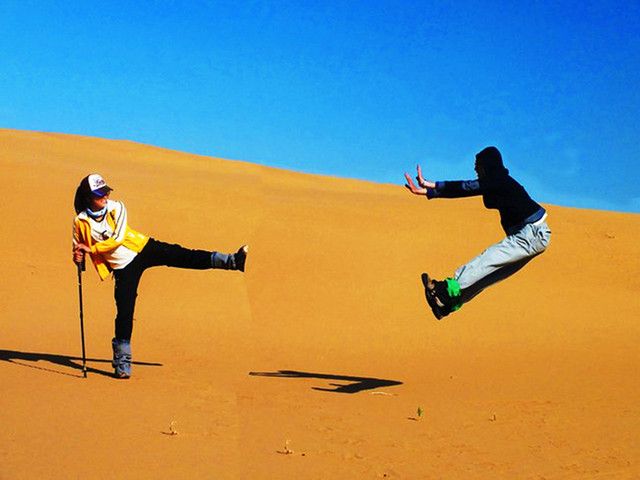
[73,200,149,280]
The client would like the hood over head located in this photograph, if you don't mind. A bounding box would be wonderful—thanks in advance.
[475,146,509,177]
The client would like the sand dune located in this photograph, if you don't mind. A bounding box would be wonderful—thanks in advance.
[1,128,639,479]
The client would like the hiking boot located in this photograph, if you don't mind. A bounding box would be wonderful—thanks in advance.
[211,245,248,271]
[232,245,248,272]
[112,338,131,379]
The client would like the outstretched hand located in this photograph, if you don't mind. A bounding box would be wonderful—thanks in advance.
[415,164,435,189]
[404,173,427,195]
[404,164,435,195]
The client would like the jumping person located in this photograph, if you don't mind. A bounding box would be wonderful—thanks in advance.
[404,146,551,319]
[72,173,248,378]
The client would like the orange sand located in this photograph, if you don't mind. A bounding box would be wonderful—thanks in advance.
[1,129,639,479]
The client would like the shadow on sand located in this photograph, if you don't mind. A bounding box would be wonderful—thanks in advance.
[0,349,163,379]
[249,370,402,394]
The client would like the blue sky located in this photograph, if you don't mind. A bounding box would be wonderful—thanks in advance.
[1,1,638,212]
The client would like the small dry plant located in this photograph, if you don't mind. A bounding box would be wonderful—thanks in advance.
[277,439,294,455]
[162,420,179,436]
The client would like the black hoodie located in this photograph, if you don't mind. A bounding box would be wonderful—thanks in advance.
[426,147,545,235]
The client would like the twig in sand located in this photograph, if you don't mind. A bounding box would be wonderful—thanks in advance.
[408,406,425,422]
[277,439,294,455]
[164,420,178,435]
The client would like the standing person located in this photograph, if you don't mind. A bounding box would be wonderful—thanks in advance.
[72,173,248,378]
[404,146,551,319]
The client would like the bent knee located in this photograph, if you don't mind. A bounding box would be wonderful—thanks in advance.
[535,227,551,254]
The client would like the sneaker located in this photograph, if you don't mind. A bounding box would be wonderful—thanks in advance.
[421,273,447,320]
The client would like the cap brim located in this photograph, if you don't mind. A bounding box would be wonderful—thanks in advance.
[92,186,113,197]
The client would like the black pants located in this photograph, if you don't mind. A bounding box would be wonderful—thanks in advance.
[113,238,213,340]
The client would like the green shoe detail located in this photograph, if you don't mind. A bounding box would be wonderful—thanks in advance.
[445,278,463,311]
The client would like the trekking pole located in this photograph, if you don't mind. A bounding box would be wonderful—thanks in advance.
[77,257,88,378]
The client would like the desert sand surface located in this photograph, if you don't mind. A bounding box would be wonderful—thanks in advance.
[1,128,639,479]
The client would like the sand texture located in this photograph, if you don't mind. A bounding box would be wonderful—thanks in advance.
[1,129,639,479]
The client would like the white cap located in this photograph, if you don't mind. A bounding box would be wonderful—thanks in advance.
[87,174,112,197]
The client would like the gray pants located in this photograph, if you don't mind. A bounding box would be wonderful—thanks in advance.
[454,220,551,304]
